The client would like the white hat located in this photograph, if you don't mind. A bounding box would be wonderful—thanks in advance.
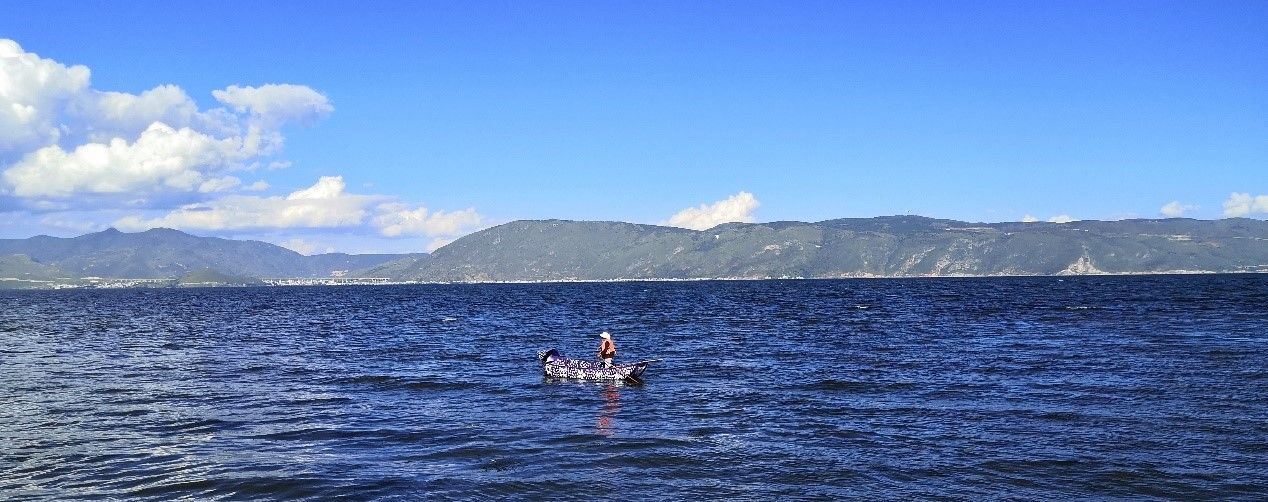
[599,331,611,339]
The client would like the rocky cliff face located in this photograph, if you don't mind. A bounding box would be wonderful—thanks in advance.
[374,216,1268,281]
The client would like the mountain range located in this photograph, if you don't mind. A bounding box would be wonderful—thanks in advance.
[0,228,419,282]
[3,216,1267,287]
[373,216,1268,281]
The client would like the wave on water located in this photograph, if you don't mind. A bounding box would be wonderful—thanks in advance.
[325,374,479,391]
[800,379,919,393]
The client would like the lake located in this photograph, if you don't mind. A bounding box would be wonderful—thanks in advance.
[2,275,1266,499]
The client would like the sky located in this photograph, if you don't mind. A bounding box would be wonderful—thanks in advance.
[1,1,1265,253]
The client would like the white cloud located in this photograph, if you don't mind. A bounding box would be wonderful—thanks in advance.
[113,176,381,231]
[664,191,760,230]
[1160,201,1197,218]
[0,39,329,203]
[85,85,236,143]
[0,39,90,152]
[243,180,270,191]
[3,39,485,254]
[212,84,332,126]
[0,40,236,153]
[373,203,484,237]
[113,176,486,247]
[1048,214,1076,223]
[426,238,456,252]
[1222,192,1268,217]
[1021,214,1039,223]
[38,215,105,234]
[3,122,255,197]
[280,238,333,256]
[198,176,241,193]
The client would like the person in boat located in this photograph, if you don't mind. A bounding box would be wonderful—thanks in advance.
[597,331,616,368]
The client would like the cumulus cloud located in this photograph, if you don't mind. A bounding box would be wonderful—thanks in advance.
[664,191,760,230]
[0,40,239,153]
[0,38,328,204]
[84,85,241,143]
[373,203,484,237]
[1021,214,1039,223]
[1047,214,1076,223]
[4,39,484,253]
[1222,192,1268,217]
[0,38,91,153]
[113,176,381,231]
[3,123,257,197]
[1160,201,1197,218]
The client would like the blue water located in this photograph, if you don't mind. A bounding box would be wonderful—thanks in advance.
[2,275,1267,500]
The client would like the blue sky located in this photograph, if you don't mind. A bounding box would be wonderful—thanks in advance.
[1,1,1265,253]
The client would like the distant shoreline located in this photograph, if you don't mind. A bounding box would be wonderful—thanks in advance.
[399,269,1266,284]
[5,269,1264,290]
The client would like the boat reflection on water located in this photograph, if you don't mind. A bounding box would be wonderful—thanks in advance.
[596,384,620,437]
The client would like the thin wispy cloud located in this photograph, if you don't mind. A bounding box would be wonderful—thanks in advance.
[211,84,333,127]
[114,176,484,242]
[113,176,379,231]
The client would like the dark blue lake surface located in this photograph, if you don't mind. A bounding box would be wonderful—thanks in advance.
[2,276,1267,500]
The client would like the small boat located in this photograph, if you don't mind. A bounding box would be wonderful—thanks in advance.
[537,349,658,384]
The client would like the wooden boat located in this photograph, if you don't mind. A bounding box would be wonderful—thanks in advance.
[537,349,657,384]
